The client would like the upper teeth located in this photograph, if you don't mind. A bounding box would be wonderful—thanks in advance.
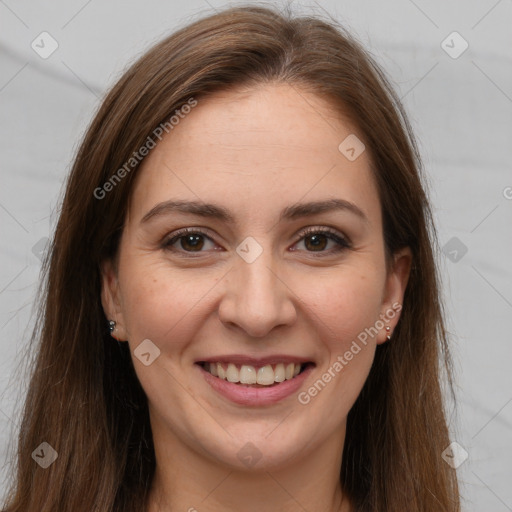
[206,362,302,385]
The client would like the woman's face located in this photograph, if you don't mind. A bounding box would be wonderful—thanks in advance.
[102,83,410,472]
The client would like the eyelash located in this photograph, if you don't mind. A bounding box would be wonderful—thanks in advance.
[161,226,351,257]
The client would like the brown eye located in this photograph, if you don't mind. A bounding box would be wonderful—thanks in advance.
[162,227,350,257]
[163,229,217,253]
[293,227,351,255]
[178,234,205,251]
[303,233,329,251]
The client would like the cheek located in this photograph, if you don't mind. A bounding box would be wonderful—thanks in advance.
[293,268,383,414]
[118,256,217,348]
[298,267,384,347]
[117,260,216,408]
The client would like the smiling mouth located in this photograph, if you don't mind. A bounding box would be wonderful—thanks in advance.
[198,361,315,387]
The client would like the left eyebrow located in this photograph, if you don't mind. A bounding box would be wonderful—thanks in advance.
[140,198,368,225]
[280,198,368,224]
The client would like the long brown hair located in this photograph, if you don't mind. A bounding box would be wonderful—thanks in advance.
[2,4,459,511]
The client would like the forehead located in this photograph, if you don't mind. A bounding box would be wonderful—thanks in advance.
[128,83,380,227]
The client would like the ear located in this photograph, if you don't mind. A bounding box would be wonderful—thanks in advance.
[100,259,128,341]
[376,247,412,345]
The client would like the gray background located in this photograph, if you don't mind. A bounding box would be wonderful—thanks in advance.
[1,0,511,510]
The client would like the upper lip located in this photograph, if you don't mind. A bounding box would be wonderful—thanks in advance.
[196,355,315,367]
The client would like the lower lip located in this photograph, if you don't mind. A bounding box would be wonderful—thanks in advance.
[196,363,314,406]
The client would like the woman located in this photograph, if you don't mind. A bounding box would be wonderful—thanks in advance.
[2,4,460,511]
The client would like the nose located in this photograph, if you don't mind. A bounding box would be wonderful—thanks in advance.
[217,247,297,338]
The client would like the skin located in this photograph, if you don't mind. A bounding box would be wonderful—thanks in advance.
[101,83,411,512]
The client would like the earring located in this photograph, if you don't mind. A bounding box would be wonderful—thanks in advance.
[108,319,124,350]
[386,326,392,341]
